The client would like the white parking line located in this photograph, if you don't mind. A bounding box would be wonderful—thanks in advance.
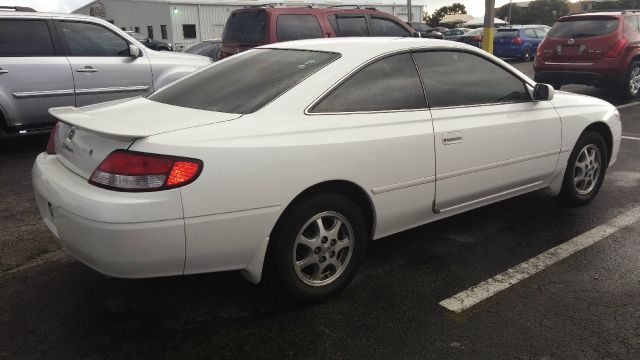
[439,205,640,313]
[617,102,640,109]
[622,136,640,141]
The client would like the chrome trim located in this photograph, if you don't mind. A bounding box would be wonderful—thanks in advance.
[371,176,435,194]
[436,149,561,181]
[75,85,149,95]
[437,181,544,213]
[543,62,594,66]
[12,89,74,99]
[305,107,430,116]
[0,69,9,74]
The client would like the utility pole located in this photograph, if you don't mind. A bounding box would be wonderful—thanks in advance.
[483,0,496,54]
[407,0,412,22]
[508,0,513,24]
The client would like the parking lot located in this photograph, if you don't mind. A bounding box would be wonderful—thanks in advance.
[2,60,640,359]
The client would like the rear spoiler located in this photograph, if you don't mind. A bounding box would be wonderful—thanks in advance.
[49,107,148,139]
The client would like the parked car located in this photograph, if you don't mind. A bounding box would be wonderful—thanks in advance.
[443,28,471,41]
[432,26,450,34]
[34,38,621,303]
[0,10,210,139]
[220,5,417,58]
[183,39,222,60]
[534,10,640,97]
[125,31,173,51]
[494,25,548,61]
[457,27,484,47]
[406,22,444,39]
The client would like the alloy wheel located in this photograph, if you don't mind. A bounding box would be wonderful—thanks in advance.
[573,144,601,195]
[292,211,354,287]
[630,66,640,96]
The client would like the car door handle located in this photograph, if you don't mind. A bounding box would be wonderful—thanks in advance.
[75,66,99,73]
[443,131,463,145]
[0,69,8,74]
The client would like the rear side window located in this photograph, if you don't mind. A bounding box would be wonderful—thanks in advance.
[310,53,426,113]
[58,21,129,56]
[625,16,640,32]
[277,15,323,41]
[223,11,267,43]
[149,49,339,114]
[413,51,529,108]
[0,20,54,56]
[371,17,410,37]
[548,18,619,38]
[329,15,369,37]
[524,29,537,38]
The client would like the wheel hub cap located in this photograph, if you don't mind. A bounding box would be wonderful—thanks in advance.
[573,144,601,195]
[293,211,354,287]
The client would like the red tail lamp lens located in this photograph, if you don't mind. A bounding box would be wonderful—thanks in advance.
[46,122,59,155]
[90,150,202,191]
[472,35,482,42]
[604,38,628,58]
[512,37,523,45]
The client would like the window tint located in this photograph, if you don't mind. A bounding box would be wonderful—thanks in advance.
[524,29,537,38]
[58,22,129,56]
[311,53,426,113]
[149,49,338,114]
[495,29,519,38]
[413,51,529,108]
[183,24,197,39]
[548,18,618,38]
[371,17,410,37]
[329,15,369,37]
[0,20,54,56]
[223,11,266,43]
[277,15,323,41]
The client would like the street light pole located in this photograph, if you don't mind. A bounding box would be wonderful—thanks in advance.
[508,0,513,25]
[482,0,496,54]
[407,0,412,22]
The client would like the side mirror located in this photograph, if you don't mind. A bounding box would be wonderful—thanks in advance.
[129,44,141,57]
[533,83,554,101]
[412,32,421,38]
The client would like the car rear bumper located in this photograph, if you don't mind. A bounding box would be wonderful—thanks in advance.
[534,57,626,86]
[32,153,186,278]
[494,45,525,58]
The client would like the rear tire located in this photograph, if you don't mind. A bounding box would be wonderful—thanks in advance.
[266,193,367,303]
[521,47,532,62]
[622,60,640,100]
[558,131,608,206]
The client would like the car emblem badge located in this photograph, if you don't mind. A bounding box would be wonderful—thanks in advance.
[67,128,76,140]
[568,38,575,45]
[234,48,240,54]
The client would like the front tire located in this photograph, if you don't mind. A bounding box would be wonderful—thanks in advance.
[266,193,367,303]
[521,47,532,62]
[558,131,608,206]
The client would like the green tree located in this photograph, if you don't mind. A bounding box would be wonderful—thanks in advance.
[496,2,528,24]
[426,2,467,27]
[527,0,570,25]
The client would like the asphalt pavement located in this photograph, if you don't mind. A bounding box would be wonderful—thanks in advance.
[2,61,640,359]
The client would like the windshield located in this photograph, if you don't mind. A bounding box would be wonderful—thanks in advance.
[148,49,339,114]
[223,11,267,43]
[548,18,619,38]
[467,28,483,35]
[128,32,146,41]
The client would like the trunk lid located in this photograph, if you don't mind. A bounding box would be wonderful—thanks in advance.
[50,97,242,179]
[540,15,621,63]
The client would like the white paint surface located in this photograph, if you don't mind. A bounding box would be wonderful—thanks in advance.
[439,205,640,313]
[622,136,640,141]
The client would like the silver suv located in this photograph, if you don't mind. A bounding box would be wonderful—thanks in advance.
[0,8,211,138]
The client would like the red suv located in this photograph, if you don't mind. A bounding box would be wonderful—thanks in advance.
[534,10,640,98]
[220,5,416,59]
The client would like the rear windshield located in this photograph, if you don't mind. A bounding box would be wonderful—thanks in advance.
[148,49,339,114]
[495,29,519,38]
[223,11,266,43]
[548,18,619,38]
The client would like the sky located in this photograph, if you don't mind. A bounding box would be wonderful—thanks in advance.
[6,0,580,17]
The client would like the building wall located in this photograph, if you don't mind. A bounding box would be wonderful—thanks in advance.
[74,0,172,41]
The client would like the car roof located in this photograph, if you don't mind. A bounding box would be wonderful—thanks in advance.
[0,11,109,22]
[263,37,476,59]
[233,6,395,15]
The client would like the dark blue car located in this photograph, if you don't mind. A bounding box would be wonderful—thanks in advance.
[493,25,548,61]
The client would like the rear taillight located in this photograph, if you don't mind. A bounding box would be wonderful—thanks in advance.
[512,37,523,45]
[536,42,545,57]
[472,35,482,42]
[604,38,628,58]
[46,122,59,155]
[89,150,202,191]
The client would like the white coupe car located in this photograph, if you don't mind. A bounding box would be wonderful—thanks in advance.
[33,38,621,302]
